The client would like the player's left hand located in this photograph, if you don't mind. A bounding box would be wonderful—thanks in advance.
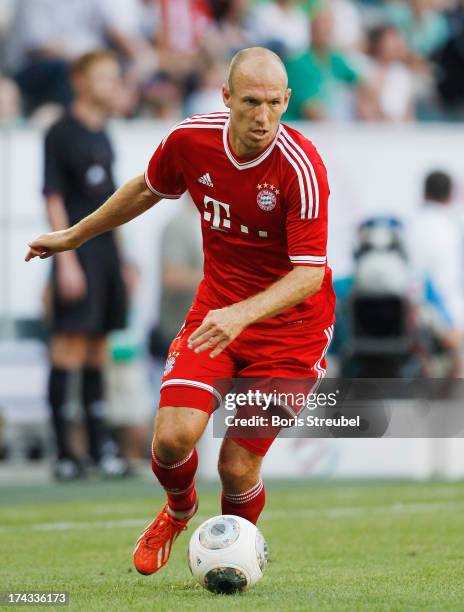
[187,306,249,358]
[25,228,79,261]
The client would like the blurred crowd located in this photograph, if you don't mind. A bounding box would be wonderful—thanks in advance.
[1,0,464,126]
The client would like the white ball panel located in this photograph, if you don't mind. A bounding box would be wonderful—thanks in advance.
[188,514,267,592]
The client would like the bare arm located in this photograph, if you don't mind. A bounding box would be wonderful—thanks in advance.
[46,193,72,243]
[188,266,325,357]
[26,175,160,261]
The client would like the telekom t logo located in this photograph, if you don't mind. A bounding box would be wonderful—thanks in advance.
[202,194,268,238]
[203,195,231,230]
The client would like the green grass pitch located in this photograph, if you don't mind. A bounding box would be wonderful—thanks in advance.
[1,477,463,611]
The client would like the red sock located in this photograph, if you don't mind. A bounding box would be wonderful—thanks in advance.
[151,446,198,519]
[221,480,266,524]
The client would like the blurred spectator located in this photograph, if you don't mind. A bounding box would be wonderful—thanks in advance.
[381,1,451,120]
[436,1,464,118]
[158,0,212,54]
[140,0,213,118]
[284,7,363,120]
[149,197,203,361]
[385,0,449,59]
[140,76,184,118]
[0,0,461,123]
[201,0,251,63]
[185,57,228,115]
[0,77,22,125]
[98,0,161,108]
[330,0,365,53]
[362,25,415,121]
[5,0,153,115]
[409,170,464,375]
[246,0,311,57]
[7,0,101,111]
[0,0,14,71]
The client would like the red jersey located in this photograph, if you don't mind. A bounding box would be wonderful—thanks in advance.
[145,112,335,329]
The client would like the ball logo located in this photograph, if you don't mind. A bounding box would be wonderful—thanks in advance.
[256,182,279,211]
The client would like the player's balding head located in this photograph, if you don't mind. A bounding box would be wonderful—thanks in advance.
[223,47,291,156]
[227,47,288,93]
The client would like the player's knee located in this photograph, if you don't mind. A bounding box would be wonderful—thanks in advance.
[153,406,207,463]
[153,429,195,463]
[218,456,254,488]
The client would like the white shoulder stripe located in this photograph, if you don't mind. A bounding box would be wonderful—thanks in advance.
[189,112,230,119]
[276,140,308,219]
[161,115,227,144]
[162,122,224,145]
[279,133,314,219]
[172,123,225,129]
[183,116,229,124]
[281,127,320,219]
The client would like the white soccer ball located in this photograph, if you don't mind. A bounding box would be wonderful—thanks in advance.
[188,515,267,594]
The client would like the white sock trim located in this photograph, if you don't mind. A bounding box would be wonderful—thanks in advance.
[152,447,194,470]
[224,480,262,498]
[165,484,194,496]
[223,480,264,504]
[167,502,197,520]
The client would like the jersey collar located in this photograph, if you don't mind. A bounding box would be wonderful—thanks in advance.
[222,119,281,170]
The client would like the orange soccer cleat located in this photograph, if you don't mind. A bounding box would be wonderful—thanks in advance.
[133,502,198,575]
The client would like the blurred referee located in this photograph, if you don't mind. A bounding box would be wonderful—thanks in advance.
[43,51,128,479]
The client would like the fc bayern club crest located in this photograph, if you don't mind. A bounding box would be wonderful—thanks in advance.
[257,182,279,211]
[163,351,179,376]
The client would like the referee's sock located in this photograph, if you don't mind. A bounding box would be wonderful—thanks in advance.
[81,366,108,463]
[48,367,73,461]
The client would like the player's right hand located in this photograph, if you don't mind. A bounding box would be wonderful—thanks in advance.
[24,229,78,262]
[57,257,87,302]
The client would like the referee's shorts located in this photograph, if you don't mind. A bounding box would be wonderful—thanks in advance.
[50,237,127,335]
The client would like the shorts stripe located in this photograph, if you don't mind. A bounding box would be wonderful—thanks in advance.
[313,325,333,379]
[160,378,223,405]
[290,255,326,264]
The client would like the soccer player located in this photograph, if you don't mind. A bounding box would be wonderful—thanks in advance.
[25,47,335,574]
[41,51,128,479]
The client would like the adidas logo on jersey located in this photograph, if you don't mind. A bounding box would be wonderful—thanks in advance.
[198,172,213,187]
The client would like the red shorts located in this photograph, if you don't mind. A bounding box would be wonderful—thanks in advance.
[159,310,334,456]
